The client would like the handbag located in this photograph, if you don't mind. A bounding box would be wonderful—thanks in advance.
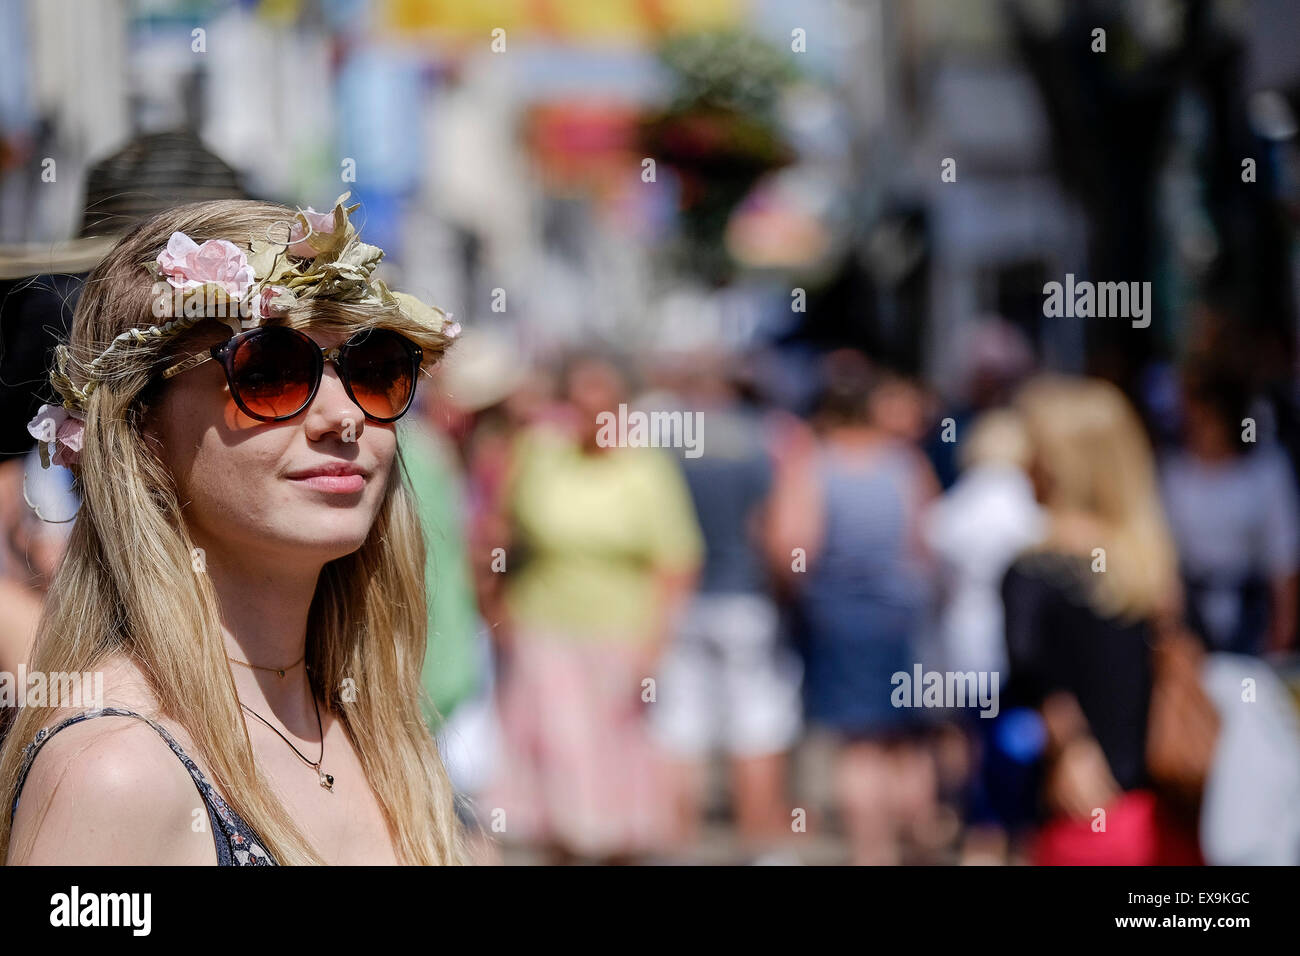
[1144,611,1221,815]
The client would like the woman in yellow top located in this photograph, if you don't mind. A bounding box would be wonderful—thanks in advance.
[487,353,703,864]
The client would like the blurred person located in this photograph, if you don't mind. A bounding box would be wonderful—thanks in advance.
[921,409,1046,864]
[400,385,498,864]
[1004,375,1202,865]
[0,119,250,742]
[485,351,703,864]
[1195,645,1300,864]
[0,452,78,679]
[413,327,536,866]
[645,350,804,864]
[0,451,80,750]
[923,409,1046,678]
[435,326,540,631]
[766,351,942,865]
[924,317,1037,489]
[2,197,467,864]
[869,371,932,445]
[1160,362,1300,655]
[401,409,480,734]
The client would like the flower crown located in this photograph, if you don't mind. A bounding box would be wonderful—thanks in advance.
[28,192,460,470]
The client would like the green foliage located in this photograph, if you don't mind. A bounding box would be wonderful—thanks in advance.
[657,29,798,121]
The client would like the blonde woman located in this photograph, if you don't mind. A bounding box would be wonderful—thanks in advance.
[1,197,466,865]
[1003,374,1199,865]
[766,354,942,865]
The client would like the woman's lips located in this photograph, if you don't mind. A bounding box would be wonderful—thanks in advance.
[288,474,366,494]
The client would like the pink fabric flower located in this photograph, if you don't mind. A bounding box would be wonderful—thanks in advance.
[27,403,86,468]
[444,321,462,340]
[288,208,337,258]
[156,232,256,298]
[250,284,293,321]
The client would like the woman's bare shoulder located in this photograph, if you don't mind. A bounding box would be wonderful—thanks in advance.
[7,659,216,865]
[8,712,217,865]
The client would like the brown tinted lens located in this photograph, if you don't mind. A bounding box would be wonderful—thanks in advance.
[231,328,316,419]
[344,329,415,420]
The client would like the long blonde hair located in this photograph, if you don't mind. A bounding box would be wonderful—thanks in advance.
[0,200,466,865]
[1015,374,1179,622]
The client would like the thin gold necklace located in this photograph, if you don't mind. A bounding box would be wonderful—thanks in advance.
[227,651,305,679]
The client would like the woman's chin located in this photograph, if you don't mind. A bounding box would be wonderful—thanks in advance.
[271,522,372,561]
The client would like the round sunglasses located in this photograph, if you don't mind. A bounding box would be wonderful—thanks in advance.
[159,325,423,423]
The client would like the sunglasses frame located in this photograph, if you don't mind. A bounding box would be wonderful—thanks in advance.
[159,325,423,424]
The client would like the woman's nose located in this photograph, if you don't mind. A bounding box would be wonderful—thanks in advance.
[305,361,365,440]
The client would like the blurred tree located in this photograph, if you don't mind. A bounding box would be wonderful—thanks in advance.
[640,30,798,284]
[1009,0,1294,403]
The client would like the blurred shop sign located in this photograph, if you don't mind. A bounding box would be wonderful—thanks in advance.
[380,0,740,42]
[525,102,641,190]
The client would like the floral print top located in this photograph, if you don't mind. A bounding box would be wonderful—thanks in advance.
[12,707,276,865]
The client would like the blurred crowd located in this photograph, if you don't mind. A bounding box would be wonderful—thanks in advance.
[421,314,1300,865]
[361,313,1300,864]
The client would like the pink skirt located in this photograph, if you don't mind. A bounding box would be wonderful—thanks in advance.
[485,629,673,857]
